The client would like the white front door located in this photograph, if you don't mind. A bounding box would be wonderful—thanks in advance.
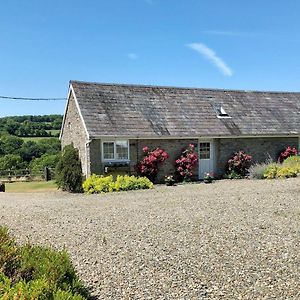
[198,140,215,179]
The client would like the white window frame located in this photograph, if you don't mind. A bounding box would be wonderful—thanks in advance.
[101,140,130,162]
[199,142,211,160]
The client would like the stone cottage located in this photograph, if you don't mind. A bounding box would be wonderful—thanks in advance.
[60,80,300,181]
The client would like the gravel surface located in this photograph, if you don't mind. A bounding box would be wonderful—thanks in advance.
[0,178,299,299]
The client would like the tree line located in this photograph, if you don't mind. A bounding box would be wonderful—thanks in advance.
[0,135,61,173]
[0,115,63,137]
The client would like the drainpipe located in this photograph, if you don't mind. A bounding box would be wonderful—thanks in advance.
[85,139,92,177]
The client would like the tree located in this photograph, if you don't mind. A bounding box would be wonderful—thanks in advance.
[19,141,43,162]
[0,135,24,155]
[30,153,60,173]
[37,138,61,155]
[0,154,26,170]
[55,144,83,193]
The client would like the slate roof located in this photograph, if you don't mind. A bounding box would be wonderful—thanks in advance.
[70,80,300,138]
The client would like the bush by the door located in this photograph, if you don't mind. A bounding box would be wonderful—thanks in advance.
[175,144,198,182]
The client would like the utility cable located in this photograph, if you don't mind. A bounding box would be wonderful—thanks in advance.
[0,95,66,101]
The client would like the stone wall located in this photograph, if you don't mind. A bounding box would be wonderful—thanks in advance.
[88,139,198,182]
[87,136,299,180]
[216,137,299,175]
[60,93,88,175]
[89,139,197,182]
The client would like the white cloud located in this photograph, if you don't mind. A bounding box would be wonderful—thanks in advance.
[128,53,139,60]
[187,43,233,77]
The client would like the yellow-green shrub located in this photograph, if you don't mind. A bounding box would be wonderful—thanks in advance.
[282,155,300,172]
[263,163,280,179]
[276,167,298,179]
[82,174,115,194]
[263,163,298,179]
[114,175,153,191]
[83,174,153,194]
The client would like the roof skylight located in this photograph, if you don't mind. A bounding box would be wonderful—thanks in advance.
[214,105,231,118]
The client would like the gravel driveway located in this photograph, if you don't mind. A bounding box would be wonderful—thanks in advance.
[0,178,299,299]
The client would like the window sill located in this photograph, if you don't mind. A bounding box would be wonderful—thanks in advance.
[103,160,130,165]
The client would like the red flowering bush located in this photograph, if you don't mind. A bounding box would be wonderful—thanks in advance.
[136,147,169,182]
[227,151,252,177]
[278,146,298,163]
[175,144,198,181]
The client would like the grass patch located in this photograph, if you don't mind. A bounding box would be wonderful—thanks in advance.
[21,136,59,141]
[46,129,60,136]
[5,181,57,193]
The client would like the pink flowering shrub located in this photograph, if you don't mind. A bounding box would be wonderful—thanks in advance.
[226,151,252,177]
[278,146,298,163]
[175,144,198,181]
[136,147,169,182]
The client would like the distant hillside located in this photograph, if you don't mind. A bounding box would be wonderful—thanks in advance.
[0,115,63,138]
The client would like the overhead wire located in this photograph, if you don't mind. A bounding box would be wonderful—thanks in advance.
[0,95,66,101]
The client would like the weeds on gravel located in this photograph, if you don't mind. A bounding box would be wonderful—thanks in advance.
[0,226,89,299]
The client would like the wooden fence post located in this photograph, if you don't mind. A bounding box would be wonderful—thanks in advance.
[44,167,51,181]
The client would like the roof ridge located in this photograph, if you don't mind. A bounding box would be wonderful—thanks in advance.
[70,80,300,95]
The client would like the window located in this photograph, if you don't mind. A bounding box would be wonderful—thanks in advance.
[218,106,229,117]
[103,142,114,160]
[102,140,129,161]
[199,142,210,159]
[213,104,230,118]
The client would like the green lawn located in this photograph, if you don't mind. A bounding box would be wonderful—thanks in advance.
[5,180,58,193]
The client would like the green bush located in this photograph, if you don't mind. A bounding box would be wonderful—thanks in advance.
[0,154,27,171]
[223,170,243,179]
[0,227,19,279]
[0,276,87,299]
[30,153,60,174]
[0,227,89,299]
[56,145,83,193]
[83,174,153,194]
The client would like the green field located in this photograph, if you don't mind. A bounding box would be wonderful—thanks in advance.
[20,130,60,141]
[21,135,59,141]
[5,181,58,193]
[47,129,60,136]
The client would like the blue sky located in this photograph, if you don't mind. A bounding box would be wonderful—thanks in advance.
[1,0,300,116]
